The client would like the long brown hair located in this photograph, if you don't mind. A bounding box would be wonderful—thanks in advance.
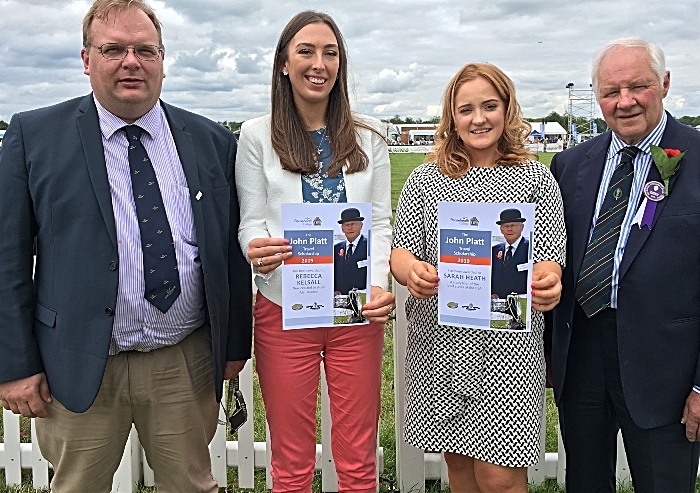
[270,11,375,176]
[428,63,535,179]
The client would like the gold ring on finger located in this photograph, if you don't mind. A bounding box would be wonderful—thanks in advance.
[257,257,264,267]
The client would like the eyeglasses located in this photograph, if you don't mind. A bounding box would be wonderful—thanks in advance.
[92,43,163,61]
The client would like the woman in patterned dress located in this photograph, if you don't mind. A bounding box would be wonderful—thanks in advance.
[235,11,394,492]
[390,63,566,493]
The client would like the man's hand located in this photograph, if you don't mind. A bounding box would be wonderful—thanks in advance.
[682,391,700,441]
[224,360,248,381]
[0,373,52,418]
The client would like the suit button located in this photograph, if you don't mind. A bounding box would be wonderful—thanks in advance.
[105,308,114,316]
[109,261,118,271]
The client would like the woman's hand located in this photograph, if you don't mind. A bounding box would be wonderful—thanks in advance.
[362,286,396,324]
[390,248,439,300]
[531,260,562,312]
[407,261,439,300]
[247,237,292,274]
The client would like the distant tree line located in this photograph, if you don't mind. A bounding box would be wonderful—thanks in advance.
[676,116,700,127]
[0,120,8,130]
[385,114,441,125]
[218,121,242,132]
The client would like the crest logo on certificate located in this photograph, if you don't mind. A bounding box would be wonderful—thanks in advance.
[282,203,372,330]
[437,202,535,332]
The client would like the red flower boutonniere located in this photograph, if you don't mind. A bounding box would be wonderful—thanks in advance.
[497,251,503,260]
[650,145,686,196]
[338,249,344,257]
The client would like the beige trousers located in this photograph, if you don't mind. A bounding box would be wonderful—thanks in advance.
[36,325,219,493]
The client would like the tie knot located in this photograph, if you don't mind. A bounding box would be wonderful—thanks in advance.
[123,125,143,142]
[619,145,640,164]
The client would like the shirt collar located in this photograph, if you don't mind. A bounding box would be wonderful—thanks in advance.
[507,235,523,251]
[609,111,667,158]
[346,235,362,248]
[93,95,163,141]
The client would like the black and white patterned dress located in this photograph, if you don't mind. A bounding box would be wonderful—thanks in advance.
[392,161,566,467]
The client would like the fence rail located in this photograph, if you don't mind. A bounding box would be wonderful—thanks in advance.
[2,282,637,491]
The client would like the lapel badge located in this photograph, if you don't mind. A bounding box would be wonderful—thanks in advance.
[195,191,203,201]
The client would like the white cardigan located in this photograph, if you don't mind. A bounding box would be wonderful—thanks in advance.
[235,114,393,306]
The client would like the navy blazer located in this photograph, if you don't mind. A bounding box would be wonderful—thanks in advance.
[0,95,252,413]
[491,238,529,298]
[546,114,700,429]
[333,235,368,294]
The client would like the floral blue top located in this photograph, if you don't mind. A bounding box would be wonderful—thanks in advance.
[302,127,347,203]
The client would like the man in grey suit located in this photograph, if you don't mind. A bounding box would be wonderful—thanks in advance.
[0,1,252,491]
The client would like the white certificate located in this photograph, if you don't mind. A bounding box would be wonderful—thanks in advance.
[437,202,535,332]
[281,203,372,330]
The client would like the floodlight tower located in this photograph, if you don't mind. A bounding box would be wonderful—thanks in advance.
[566,82,596,147]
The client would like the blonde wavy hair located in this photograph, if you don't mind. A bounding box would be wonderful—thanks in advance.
[428,63,535,179]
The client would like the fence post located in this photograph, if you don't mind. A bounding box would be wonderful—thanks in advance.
[321,363,339,492]
[237,360,256,488]
[210,396,228,486]
[142,447,154,486]
[557,424,565,484]
[616,431,630,482]
[527,390,548,483]
[265,421,273,489]
[112,425,141,493]
[30,418,49,489]
[2,411,21,486]
[392,281,426,492]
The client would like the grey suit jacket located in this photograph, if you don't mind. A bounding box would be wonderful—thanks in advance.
[546,114,700,428]
[0,95,252,413]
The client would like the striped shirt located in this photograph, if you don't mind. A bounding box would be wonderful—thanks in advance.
[590,112,667,308]
[95,97,205,354]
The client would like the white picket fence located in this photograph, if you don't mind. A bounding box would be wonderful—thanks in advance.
[1,282,636,491]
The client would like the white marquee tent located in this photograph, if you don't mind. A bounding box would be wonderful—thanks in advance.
[529,121,567,137]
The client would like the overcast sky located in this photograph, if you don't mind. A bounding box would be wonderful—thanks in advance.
[1,0,699,124]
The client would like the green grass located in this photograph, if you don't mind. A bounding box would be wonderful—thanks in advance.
[390,152,556,211]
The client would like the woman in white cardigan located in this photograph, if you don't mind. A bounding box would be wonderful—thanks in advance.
[235,11,394,493]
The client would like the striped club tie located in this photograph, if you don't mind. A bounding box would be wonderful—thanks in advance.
[575,145,640,317]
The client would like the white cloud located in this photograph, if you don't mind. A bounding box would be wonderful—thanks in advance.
[369,63,423,94]
[1,0,699,123]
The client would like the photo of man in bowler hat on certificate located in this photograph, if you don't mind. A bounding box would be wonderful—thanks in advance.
[334,208,369,295]
[491,208,530,299]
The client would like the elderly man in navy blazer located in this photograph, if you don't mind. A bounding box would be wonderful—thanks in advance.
[547,37,700,492]
[491,208,530,299]
[334,208,369,295]
[0,0,252,491]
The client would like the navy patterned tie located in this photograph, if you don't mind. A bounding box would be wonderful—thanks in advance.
[124,125,180,313]
[503,245,513,268]
[345,242,354,266]
[575,145,640,317]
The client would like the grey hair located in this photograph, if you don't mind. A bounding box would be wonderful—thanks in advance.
[591,37,666,95]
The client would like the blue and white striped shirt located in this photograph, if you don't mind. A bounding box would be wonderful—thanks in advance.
[590,112,667,308]
[95,98,205,354]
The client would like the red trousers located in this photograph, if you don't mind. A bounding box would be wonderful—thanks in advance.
[254,293,384,492]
